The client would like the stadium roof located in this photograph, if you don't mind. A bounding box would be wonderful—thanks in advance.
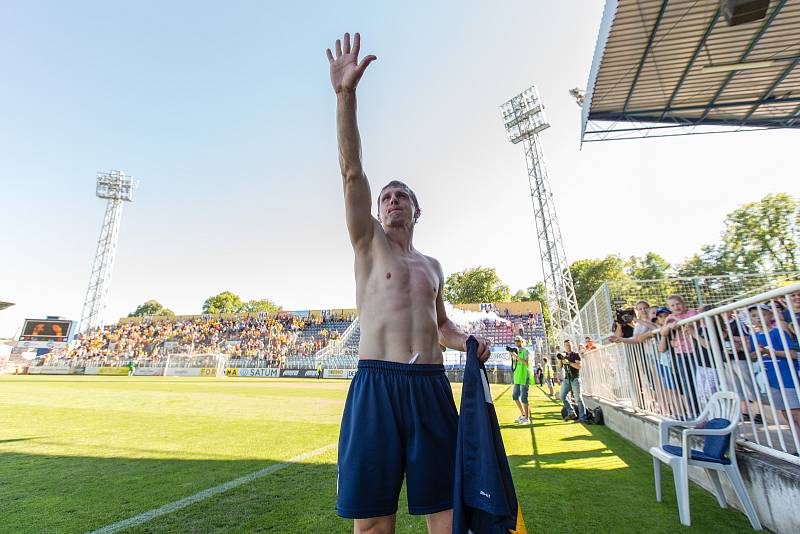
[0,301,14,311]
[582,0,800,142]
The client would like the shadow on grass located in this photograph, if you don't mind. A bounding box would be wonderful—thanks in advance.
[0,437,43,444]
[0,450,348,534]
[501,397,756,534]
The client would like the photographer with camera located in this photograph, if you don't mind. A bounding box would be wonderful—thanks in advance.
[558,340,588,422]
[609,300,655,344]
[507,335,532,424]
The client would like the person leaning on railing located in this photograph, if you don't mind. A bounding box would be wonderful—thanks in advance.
[746,304,800,430]
[609,300,657,344]
[718,309,763,424]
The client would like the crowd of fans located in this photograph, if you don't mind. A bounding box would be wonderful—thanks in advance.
[604,292,800,429]
[66,314,350,367]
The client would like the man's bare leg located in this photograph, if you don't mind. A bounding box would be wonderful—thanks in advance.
[426,509,452,534]
[354,514,396,534]
[514,399,525,418]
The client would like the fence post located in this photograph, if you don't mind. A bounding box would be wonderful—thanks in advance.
[703,315,729,392]
[603,283,613,335]
[693,277,703,306]
[592,296,601,341]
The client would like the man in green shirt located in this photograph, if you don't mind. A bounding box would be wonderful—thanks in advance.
[510,335,531,424]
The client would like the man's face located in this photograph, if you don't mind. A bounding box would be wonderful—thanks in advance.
[564,341,572,352]
[379,186,418,227]
[515,338,523,347]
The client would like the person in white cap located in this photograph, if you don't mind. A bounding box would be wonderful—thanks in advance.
[510,335,532,424]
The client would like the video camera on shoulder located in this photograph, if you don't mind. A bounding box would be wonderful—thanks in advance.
[505,346,518,354]
[614,307,635,327]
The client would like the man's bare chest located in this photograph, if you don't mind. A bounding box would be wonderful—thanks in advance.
[364,253,439,302]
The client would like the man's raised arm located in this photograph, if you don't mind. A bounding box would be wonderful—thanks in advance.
[326,32,377,250]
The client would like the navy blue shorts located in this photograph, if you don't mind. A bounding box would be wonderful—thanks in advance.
[336,359,459,519]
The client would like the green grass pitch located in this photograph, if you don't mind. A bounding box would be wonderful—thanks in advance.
[0,376,755,533]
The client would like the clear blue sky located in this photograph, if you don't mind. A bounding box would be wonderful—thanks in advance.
[1,1,796,337]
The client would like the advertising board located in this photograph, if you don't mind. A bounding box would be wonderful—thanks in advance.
[134,367,165,376]
[165,368,201,377]
[17,340,67,349]
[323,368,357,379]
[235,367,280,378]
[279,368,319,378]
[27,366,74,375]
[98,367,129,376]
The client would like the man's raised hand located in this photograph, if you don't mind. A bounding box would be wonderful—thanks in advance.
[326,32,377,94]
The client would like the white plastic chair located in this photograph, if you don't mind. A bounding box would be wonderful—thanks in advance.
[649,391,761,530]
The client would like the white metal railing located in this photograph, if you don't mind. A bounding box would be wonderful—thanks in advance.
[578,272,800,343]
[582,282,800,466]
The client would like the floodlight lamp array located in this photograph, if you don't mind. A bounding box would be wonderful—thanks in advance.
[500,85,550,144]
[96,170,134,202]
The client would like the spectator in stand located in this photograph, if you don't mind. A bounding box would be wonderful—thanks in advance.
[748,304,800,428]
[584,336,598,351]
[777,292,800,325]
[661,294,700,415]
[720,309,763,425]
[685,304,720,406]
[609,300,655,344]
[653,307,686,417]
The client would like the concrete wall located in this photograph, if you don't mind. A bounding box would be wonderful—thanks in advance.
[583,396,800,534]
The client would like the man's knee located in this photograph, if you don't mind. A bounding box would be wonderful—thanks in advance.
[426,508,453,534]
[354,515,396,534]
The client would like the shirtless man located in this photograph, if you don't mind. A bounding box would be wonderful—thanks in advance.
[326,32,492,534]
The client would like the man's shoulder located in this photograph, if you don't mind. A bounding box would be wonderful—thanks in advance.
[420,252,442,268]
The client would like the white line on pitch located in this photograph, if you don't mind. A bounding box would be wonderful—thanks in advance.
[87,443,336,534]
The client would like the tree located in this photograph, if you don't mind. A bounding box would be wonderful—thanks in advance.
[202,291,244,314]
[677,193,798,276]
[569,255,627,308]
[443,267,511,304]
[240,299,281,315]
[675,244,734,277]
[128,300,174,317]
[718,193,798,273]
[626,252,671,280]
[511,283,546,303]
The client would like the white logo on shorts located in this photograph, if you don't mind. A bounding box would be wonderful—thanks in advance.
[480,490,491,499]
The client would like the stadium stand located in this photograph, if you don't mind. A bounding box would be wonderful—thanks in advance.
[64,314,350,367]
[31,306,545,371]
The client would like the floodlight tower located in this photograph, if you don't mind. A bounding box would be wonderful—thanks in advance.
[77,170,136,335]
[501,86,581,345]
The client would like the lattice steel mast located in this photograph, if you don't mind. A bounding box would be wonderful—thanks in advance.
[78,170,135,334]
[501,86,582,344]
